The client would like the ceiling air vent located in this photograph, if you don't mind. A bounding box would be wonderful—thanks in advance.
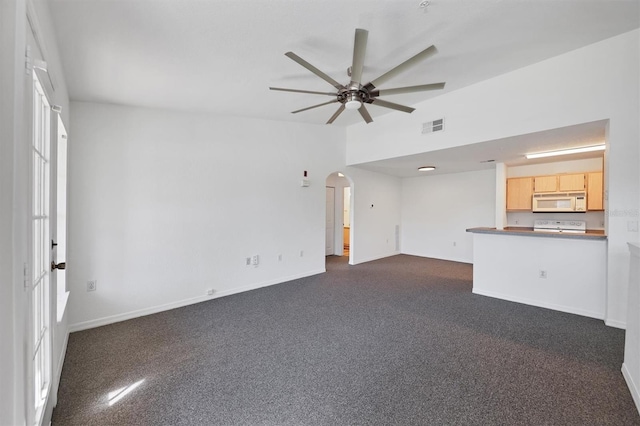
[422,118,444,134]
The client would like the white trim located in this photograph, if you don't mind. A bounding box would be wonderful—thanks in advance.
[472,288,605,320]
[351,252,400,265]
[605,319,627,329]
[55,329,69,384]
[69,269,325,332]
[400,251,473,265]
[622,363,640,415]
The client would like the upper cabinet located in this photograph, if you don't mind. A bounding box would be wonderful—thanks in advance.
[506,177,533,210]
[559,173,586,191]
[507,171,603,212]
[532,173,586,193]
[533,175,559,192]
[587,172,604,211]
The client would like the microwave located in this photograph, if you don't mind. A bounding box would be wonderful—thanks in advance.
[532,192,587,212]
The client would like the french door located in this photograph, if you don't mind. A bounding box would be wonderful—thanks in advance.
[29,69,52,425]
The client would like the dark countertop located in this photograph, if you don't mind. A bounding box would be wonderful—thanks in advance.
[466,227,607,240]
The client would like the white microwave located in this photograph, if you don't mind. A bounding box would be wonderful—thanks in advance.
[532,192,587,212]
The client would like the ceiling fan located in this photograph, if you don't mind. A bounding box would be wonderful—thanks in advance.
[270,28,446,124]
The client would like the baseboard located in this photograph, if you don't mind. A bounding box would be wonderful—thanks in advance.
[622,363,640,415]
[69,268,325,332]
[400,251,473,265]
[472,288,605,320]
[605,319,627,329]
[352,252,400,265]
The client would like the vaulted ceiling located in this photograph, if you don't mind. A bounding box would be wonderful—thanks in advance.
[49,0,639,127]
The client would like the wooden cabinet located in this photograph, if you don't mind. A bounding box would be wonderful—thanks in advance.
[508,170,603,212]
[533,175,558,193]
[559,173,585,191]
[506,177,533,210]
[587,172,604,210]
[533,173,586,192]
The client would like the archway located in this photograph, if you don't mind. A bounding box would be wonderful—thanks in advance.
[325,172,354,265]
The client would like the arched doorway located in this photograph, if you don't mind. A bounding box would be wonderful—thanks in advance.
[325,172,353,265]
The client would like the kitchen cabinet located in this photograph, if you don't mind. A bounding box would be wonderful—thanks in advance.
[506,177,533,210]
[587,172,604,210]
[533,173,586,193]
[533,175,558,193]
[559,173,586,191]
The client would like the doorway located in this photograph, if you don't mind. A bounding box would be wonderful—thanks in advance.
[325,172,353,264]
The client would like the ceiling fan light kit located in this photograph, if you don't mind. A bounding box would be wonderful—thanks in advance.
[270,28,446,124]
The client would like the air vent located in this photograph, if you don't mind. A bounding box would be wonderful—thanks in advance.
[422,118,444,134]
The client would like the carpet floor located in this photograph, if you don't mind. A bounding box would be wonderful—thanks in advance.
[52,254,640,425]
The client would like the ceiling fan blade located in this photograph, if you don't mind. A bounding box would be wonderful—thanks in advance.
[292,99,339,114]
[270,87,337,96]
[350,28,368,87]
[326,105,346,124]
[373,82,446,97]
[370,98,415,114]
[366,45,438,90]
[285,52,343,90]
[358,105,373,124]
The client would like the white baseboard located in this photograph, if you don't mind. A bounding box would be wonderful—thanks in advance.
[605,318,627,329]
[69,269,325,332]
[622,363,640,415]
[352,252,400,265]
[400,251,473,265]
[472,288,605,320]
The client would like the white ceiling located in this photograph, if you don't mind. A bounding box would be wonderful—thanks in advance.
[48,0,636,177]
[353,120,607,177]
[49,0,639,127]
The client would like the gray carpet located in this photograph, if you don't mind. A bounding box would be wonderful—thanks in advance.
[53,254,640,425]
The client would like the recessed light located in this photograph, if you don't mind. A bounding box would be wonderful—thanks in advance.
[418,166,436,171]
[525,144,605,159]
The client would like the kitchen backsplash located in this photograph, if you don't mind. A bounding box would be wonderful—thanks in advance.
[507,211,605,230]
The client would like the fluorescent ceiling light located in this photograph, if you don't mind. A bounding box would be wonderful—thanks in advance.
[525,144,605,159]
[418,166,436,171]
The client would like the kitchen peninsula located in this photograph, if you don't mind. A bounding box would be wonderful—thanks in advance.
[467,225,607,319]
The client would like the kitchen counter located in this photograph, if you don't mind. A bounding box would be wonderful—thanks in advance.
[466,226,606,240]
[467,227,607,319]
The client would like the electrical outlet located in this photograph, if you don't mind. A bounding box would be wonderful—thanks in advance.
[252,255,259,266]
[87,280,97,292]
[246,257,251,266]
[207,289,214,296]
[539,270,547,279]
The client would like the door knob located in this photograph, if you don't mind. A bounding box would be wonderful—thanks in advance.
[51,261,66,271]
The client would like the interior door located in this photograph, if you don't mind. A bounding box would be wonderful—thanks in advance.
[326,187,335,256]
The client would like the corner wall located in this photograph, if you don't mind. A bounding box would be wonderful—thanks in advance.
[401,169,496,263]
[67,103,350,329]
[347,29,640,327]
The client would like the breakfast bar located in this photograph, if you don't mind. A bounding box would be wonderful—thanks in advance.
[466,226,607,319]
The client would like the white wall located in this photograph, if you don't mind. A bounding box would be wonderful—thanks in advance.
[347,30,640,327]
[67,103,347,328]
[472,233,607,319]
[346,167,402,264]
[0,1,27,423]
[401,169,496,263]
